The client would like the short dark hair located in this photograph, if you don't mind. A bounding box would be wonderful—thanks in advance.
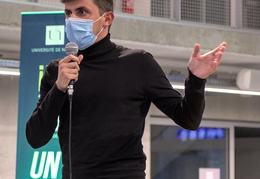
[60,0,114,15]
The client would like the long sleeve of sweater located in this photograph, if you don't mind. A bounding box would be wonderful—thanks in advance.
[143,52,206,130]
[26,61,67,148]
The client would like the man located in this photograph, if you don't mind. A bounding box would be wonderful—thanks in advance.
[26,0,227,178]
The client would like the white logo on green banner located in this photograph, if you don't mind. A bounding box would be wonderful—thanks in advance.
[45,25,65,45]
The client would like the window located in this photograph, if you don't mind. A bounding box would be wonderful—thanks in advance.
[205,0,230,25]
[181,0,202,22]
[151,0,171,18]
[181,0,230,26]
[243,0,260,29]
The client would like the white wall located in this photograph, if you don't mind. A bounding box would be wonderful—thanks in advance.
[0,75,18,179]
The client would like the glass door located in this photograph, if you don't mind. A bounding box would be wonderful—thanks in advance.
[151,125,229,179]
[235,127,260,179]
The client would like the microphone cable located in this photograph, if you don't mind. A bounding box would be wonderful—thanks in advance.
[65,42,78,179]
[68,81,74,179]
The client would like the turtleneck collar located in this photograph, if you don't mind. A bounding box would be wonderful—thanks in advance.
[78,33,116,61]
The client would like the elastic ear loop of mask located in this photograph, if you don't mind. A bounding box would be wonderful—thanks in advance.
[93,13,107,37]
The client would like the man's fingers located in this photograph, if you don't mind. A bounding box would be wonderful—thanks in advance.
[215,52,223,64]
[59,54,83,73]
[212,42,227,56]
[192,44,201,57]
[78,54,84,62]
[61,54,82,64]
[215,44,227,63]
[221,42,227,47]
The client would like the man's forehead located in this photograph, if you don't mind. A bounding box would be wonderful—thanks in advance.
[64,0,96,9]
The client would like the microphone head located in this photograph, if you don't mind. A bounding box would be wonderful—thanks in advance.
[65,42,79,55]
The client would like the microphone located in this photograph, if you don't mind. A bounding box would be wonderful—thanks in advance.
[65,42,79,100]
[65,42,78,56]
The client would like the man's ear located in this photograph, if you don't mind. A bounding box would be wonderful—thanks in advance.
[104,11,114,27]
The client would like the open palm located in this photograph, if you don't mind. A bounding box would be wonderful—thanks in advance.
[188,42,227,79]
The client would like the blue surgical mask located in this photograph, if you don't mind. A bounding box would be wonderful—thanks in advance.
[65,14,106,50]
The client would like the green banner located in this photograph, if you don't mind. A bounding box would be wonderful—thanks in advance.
[16,11,68,179]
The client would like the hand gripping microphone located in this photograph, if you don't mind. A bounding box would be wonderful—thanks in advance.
[65,42,79,100]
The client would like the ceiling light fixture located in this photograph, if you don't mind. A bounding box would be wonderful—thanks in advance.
[172,84,260,96]
[0,67,20,76]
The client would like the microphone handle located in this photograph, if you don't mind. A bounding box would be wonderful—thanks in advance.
[69,79,75,86]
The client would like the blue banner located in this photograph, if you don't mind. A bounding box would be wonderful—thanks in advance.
[16,11,68,179]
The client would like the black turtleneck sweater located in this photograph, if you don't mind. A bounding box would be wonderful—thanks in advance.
[26,34,206,179]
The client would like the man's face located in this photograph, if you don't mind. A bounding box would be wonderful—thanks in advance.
[64,0,104,35]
